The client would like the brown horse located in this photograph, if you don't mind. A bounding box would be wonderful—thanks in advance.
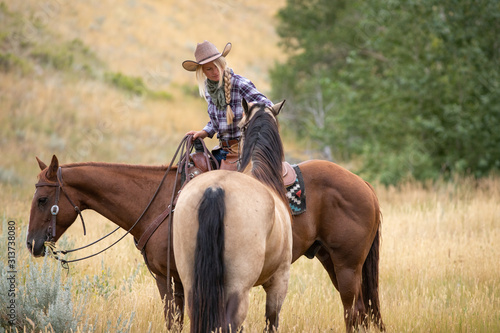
[27,126,383,332]
[173,101,292,332]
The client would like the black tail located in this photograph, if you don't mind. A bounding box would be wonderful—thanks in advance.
[362,221,385,331]
[361,181,384,330]
[190,186,227,333]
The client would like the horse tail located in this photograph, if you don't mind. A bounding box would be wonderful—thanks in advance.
[362,181,385,331]
[190,186,227,333]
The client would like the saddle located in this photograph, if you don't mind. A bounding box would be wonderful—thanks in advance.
[135,135,306,281]
[187,143,297,186]
[282,161,297,187]
[180,139,218,185]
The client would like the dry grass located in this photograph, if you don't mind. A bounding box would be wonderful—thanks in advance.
[1,1,499,332]
[2,178,499,332]
[9,0,285,92]
[376,178,500,332]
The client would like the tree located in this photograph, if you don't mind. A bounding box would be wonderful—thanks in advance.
[271,0,500,184]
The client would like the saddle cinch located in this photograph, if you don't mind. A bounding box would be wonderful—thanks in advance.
[185,139,296,186]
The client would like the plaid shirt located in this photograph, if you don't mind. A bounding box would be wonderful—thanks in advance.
[203,70,272,141]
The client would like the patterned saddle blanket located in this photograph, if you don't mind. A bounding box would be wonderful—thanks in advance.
[284,163,307,215]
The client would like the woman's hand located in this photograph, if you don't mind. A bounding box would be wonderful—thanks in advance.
[185,130,208,140]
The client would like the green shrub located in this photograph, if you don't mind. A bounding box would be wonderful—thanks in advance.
[77,259,115,299]
[105,71,171,99]
[105,71,147,95]
[0,219,136,332]
[0,52,32,74]
[0,255,83,332]
[181,83,200,97]
[30,45,74,70]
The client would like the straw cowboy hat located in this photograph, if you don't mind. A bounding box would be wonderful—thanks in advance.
[182,41,232,71]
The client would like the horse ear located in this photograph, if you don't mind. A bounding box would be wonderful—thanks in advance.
[242,99,249,116]
[46,155,59,180]
[36,157,47,170]
[271,100,286,116]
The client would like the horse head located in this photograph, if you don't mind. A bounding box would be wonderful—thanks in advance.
[27,155,81,256]
[240,99,285,129]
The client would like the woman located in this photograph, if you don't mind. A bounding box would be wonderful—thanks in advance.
[183,40,273,166]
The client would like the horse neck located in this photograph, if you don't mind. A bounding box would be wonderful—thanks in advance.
[61,163,178,236]
[247,158,288,205]
[240,112,288,204]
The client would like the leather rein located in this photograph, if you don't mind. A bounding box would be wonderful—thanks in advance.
[38,135,217,271]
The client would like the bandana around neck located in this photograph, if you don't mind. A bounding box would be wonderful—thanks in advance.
[206,78,226,110]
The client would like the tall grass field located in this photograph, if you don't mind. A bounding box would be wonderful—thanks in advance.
[1,1,499,332]
[1,178,499,332]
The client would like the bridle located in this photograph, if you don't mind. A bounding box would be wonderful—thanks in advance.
[34,151,178,266]
[35,167,86,242]
[33,135,215,283]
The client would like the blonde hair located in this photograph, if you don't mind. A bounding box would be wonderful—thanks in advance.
[196,57,235,124]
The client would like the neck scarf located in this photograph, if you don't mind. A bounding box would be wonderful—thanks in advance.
[206,78,226,110]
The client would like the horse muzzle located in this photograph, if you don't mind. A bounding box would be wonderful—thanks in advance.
[26,233,51,257]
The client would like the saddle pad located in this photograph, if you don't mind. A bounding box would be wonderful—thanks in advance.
[286,164,306,215]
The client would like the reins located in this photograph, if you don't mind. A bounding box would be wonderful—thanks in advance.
[41,135,210,270]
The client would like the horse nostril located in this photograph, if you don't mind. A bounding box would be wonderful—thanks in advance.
[27,241,32,251]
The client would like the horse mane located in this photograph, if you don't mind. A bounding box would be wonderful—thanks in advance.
[239,104,287,203]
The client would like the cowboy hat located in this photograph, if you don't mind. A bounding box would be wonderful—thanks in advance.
[182,41,232,71]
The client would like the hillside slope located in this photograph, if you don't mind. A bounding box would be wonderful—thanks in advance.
[0,0,285,192]
[9,0,285,90]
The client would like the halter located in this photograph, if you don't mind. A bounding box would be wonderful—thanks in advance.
[35,167,86,241]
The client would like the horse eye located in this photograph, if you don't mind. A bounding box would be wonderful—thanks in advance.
[38,197,48,207]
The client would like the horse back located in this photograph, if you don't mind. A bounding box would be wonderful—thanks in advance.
[173,170,292,290]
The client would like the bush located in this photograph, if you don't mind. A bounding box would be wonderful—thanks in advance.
[0,255,84,332]
[105,71,172,99]
[0,52,32,74]
[30,46,74,70]
[0,219,136,332]
[105,71,147,95]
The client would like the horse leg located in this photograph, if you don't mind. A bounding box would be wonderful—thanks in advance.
[155,275,184,330]
[262,272,290,332]
[335,266,367,333]
[225,291,250,332]
[317,248,372,332]
[315,247,339,290]
[173,277,185,327]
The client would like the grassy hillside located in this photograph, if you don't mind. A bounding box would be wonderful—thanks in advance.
[1,0,287,196]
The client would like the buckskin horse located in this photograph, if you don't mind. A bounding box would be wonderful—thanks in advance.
[173,101,292,332]
[27,115,383,332]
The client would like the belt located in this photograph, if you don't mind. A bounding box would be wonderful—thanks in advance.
[220,139,239,148]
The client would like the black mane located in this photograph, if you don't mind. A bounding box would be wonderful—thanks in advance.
[239,104,287,203]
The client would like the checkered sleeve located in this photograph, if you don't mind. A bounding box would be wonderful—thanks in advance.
[232,75,273,107]
[201,72,272,141]
[202,93,217,138]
